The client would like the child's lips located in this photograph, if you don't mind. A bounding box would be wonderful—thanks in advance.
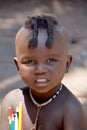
[35,78,49,87]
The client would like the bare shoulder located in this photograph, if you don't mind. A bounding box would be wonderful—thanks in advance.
[0,88,22,117]
[63,85,87,130]
[1,88,23,107]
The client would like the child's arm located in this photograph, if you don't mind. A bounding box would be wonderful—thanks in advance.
[0,96,10,129]
[0,88,22,129]
[63,101,87,130]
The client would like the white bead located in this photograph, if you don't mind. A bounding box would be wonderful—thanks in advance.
[53,95,56,99]
[57,91,59,94]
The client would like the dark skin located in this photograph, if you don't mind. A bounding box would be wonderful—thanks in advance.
[0,26,86,130]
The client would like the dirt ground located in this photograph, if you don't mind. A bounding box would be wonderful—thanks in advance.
[0,0,87,119]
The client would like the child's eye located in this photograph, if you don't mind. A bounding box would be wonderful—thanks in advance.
[47,58,57,63]
[25,60,35,65]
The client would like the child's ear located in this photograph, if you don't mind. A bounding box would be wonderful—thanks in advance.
[66,55,72,73]
[13,57,19,71]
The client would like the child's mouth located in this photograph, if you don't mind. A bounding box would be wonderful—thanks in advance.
[35,79,49,87]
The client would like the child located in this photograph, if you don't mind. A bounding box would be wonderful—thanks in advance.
[0,14,86,130]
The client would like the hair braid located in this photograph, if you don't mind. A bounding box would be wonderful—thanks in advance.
[24,15,58,48]
[45,17,53,48]
[27,17,38,48]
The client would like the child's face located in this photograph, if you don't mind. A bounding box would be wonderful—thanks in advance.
[14,27,72,94]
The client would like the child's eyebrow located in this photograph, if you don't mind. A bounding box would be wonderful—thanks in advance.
[21,56,30,61]
[20,53,61,61]
[45,53,60,57]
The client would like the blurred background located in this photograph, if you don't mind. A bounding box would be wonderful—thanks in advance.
[0,0,87,119]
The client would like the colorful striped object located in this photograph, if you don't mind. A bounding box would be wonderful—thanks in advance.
[8,102,23,130]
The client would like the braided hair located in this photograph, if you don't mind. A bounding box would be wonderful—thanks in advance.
[24,15,58,48]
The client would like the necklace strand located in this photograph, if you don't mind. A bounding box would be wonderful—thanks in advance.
[29,84,63,130]
[30,84,63,107]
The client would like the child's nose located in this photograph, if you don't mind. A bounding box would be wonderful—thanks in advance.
[35,63,47,75]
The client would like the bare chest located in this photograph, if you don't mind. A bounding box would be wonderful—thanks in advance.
[23,106,63,130]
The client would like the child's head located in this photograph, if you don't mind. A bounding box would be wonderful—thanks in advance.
[14,14,72,95]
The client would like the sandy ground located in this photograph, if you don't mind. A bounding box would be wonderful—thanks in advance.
[0,0,87,119]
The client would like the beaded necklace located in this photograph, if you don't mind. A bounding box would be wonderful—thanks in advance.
[29,84,63,130]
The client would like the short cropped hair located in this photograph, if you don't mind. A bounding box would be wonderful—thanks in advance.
[24,14,58,48]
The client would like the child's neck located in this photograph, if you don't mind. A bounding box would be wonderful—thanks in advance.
[29,84,62,106]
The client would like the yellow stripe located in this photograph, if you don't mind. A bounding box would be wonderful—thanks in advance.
[18,102,22,130]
